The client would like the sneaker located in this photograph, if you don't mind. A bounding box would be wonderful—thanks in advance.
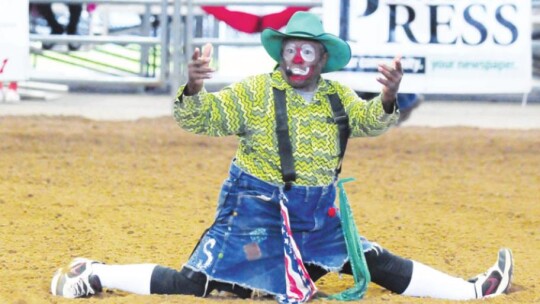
[66,27,81,51]
[43,27,64,50]
[68,42,82,51]
[469,248,513,298]
[42,41,56,50]
[51,257,103,298]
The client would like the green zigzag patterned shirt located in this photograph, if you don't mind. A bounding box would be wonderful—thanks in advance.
[174,70,398,186]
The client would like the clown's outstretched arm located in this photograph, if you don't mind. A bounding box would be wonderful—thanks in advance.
[185,43,214,96]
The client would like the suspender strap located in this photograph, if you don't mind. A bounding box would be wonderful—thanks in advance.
[327,91,350,175]
[273,88,296,190]
[273,84,350,188]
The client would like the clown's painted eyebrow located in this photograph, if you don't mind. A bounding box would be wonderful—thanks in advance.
[280,39,326,55]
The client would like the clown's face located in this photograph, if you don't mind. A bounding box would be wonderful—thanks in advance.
[280,39,327,91]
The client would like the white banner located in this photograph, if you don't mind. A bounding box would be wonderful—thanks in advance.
[0,0,30,81]
[323,0,532,94]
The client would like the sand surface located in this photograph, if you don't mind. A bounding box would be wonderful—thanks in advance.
[1,116,538,304]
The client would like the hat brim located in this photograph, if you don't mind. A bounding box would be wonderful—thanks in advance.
[261,29,351,73]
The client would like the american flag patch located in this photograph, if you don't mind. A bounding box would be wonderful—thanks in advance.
[277,199,317,303]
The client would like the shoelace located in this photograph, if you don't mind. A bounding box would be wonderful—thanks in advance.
[69,277,90,297]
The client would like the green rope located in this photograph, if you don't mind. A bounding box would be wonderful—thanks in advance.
[326,177,371,301]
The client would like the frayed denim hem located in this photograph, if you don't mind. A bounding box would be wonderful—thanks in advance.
[304,257,349,274]
[183,264,286,300]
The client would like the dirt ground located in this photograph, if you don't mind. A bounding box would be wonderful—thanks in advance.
[0,116,538,304]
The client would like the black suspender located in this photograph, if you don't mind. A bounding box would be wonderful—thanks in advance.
[273,88,297,190]
[273,84,350,190]
[328,92,350,175]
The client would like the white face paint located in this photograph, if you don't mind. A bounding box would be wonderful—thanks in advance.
[280,38,326,90]
[289,67,310,76]
[282,41,317,63]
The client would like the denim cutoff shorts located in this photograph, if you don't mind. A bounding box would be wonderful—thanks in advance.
[184,161,374,296]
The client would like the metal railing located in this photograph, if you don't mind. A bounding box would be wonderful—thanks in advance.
[29,0,169,87]
[28,0,537,96]
[28,0,322,92]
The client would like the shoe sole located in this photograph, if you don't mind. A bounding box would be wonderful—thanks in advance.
[51,268,73,298]
[497,248,513,294]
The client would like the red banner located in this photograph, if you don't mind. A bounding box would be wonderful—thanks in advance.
[201,6,310,33]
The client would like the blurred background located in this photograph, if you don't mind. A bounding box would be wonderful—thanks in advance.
[1,0,539,105]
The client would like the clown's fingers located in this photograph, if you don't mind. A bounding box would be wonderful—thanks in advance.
[377,67,398,82]
[393,56,403,73]
[191,47,200,61]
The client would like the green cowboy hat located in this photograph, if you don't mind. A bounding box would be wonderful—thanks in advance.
[261,11,351,73]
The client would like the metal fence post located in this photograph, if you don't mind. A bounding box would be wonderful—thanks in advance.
[170,0,184,96]
[159,0,169,87]
[140,3,152,77]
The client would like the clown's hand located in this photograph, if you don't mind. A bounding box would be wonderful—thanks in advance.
[186,43,214,96]
[376,56,403,113]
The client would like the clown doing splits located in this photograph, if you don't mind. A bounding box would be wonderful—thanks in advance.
[51,12,513,303]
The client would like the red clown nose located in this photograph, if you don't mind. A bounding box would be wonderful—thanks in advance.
[292,48,303,64]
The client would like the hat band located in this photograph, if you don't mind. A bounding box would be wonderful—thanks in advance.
[285,31,320,38]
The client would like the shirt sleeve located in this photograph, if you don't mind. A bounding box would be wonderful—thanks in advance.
[173,83,247,137]
[335,83,399,137]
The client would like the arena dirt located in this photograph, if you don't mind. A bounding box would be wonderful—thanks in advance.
[1,116,538,304]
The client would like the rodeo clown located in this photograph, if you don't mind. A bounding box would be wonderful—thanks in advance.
[51,12,513,303]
